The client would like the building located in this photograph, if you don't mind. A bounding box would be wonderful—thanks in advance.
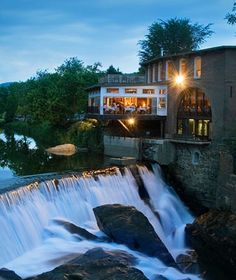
[143,45,236,143]
[88,46,236,142]
[87,74,167,137]
[86,45,236,212]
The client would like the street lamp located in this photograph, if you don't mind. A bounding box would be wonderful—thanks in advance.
[128,118,135,125]
[175,75,184,86]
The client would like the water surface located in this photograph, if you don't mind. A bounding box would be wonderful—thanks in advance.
[0,131,108,191]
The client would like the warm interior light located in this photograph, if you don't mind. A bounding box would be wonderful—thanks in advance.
[175,75,184,85]
[128,118,135,125]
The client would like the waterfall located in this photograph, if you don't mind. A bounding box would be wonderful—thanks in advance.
[0,165,199,280]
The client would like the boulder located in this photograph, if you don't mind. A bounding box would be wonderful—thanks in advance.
[46,144,77,156]
[0,268,22,280]
[186,210,236,278]
[53,220,99,241]
[176,250,199,274]
[93,204,176,266]
[28,248,148,280]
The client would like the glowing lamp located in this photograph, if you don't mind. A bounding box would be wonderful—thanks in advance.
[128,118,135,125]
[175,75,184,85]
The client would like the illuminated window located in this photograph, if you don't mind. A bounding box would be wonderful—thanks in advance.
[177,88,211,140]
[179,59,187,75]
[177,119,183,135]
[125,88,137,94]
[166,60,174,80]
[159,89,167,95]
[194,57,201,79]
[159,97,166,108]
[143,89,155,94]
[107,88,119,93]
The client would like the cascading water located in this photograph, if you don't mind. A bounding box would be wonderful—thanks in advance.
[0,165,200,280]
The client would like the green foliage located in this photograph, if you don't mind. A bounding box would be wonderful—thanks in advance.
[66,120,103,152]
[0,58,102,127]
[139,18,214,63]
[225,2,236,25]
[106,65,122,74]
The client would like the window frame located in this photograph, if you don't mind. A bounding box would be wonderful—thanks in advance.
[194,57,202,79]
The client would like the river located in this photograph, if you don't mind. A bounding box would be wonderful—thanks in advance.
[0,130,108,191]
[0,129,203,280]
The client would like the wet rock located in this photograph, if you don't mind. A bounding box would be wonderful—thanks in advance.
[0,268,22,280]
[154,275,168,280]
[46,144,77,156]
[53,219,99,241]
[186,210,236,278]
[28,248,148,280]
[93,204,176,267]
[176,250,199,274]
[70,247,137,266]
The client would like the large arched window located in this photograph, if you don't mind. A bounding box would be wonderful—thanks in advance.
[177,88,212,140]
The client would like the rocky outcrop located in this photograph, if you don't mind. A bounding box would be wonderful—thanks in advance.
[176,250,199,274]
[93,204,176,266]
[46,144,77,156]
[0,268,22,280]
[186,210,236,278]
[28,248,148,280]
[53,219,100,241]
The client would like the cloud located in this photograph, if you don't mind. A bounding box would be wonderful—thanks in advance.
[1,0,236,82]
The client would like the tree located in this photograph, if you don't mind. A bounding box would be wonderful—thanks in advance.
[106,65,122,74]
[138,18,213,63]
[225,2,236,25]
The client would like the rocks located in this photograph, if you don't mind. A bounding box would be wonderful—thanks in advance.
[53,219,99,241]
[0,268,22,280]
[176,250,199,274]
[28,248,148,280]
[186,210,236,278]
[46,144,77,156]
[93,204,176,266]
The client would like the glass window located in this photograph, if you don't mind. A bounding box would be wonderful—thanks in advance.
[143,89,155,94]
[166,61,174,80]
[194,57,201,79]
[159,89,167,95]
[125,88,137,94]
[189,119,195,135]
[158,62,165,81]
[152,64,156,82]
[179,59,187,75]
[159,97,166,108]
[192,151,200,165]
[177,120,183,135]
[107,88,119,93]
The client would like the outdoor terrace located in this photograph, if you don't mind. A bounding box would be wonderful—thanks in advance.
[99,74,146,85]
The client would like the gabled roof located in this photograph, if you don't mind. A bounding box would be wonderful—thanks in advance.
[142,45,236,65]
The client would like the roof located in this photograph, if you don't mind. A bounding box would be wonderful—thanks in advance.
[142,45,236,65]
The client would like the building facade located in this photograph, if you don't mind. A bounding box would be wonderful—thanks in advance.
[87,46,236,211]
[143,46,236,143]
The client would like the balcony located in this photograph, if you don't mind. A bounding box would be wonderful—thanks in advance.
[99,74,145,85]
[87,106,165,120]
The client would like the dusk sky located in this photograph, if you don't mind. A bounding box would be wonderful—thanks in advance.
[1,0,236,83]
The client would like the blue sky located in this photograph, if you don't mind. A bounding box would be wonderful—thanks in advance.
[1,0,236,83]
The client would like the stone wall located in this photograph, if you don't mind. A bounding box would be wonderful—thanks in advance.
[142,139,176,165]
[170,143,220,209]
[142,139,236,211]
[104,135,140,159]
